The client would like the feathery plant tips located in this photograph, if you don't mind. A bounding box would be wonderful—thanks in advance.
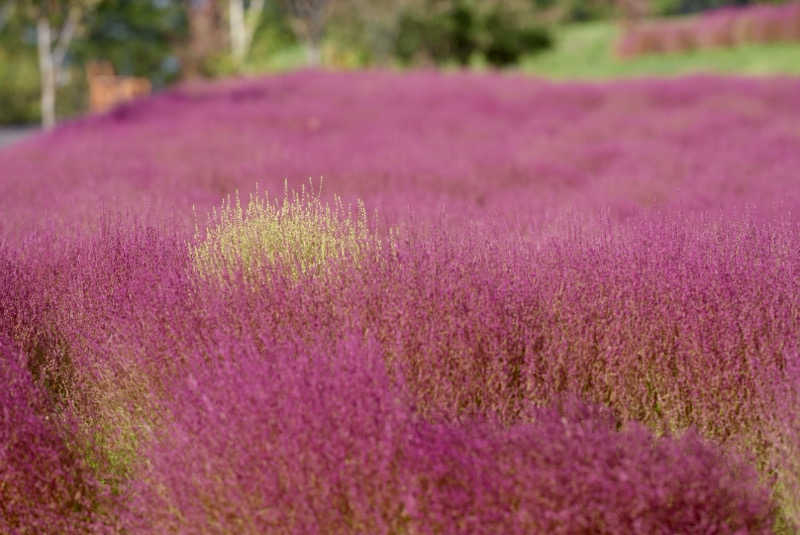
[1,71,800,532]
[192,181,378,284]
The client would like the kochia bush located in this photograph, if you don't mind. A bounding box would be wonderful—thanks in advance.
[0,335,100,534]
[1,72,800,532]
[125,338,773,534]
[191,182,381,285]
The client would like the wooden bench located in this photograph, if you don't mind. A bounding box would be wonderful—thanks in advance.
[86,61,151,114]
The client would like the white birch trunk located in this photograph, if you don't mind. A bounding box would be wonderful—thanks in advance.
[37,17,56,130]
[36,7,80,130]
[229,0,247,64]
[229,0,265,67]
[307,40,321,66]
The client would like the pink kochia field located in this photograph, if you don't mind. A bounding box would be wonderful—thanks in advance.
[1,71,800,533]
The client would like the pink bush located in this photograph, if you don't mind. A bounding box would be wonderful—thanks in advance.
[0,335,101,534]
[407,400,773,534]
[2,72,799,531]
[617,2,800,57]
[124,337,773,534]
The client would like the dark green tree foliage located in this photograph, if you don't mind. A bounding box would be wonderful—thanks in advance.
[394,3,475,64]
[484,6,553,66]
[0,9,40,124]
[448,3,476,65]
[655,0,745,16]
[557,0,616,22]
[394,1,552,67]
[73,0,187,87]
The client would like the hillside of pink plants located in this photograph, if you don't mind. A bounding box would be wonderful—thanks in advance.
[617,2,800,57]
[1,70,800,532]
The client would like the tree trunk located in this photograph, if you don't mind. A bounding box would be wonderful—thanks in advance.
[306,6,325,67]
[37,16,56,130]
[307,39,321,66]
[185,0,225,79]
[286,0,328,67]
[229,0,265,67]
[229,0,247,64]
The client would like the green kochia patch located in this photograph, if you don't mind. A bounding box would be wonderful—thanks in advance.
[192,182,388,286]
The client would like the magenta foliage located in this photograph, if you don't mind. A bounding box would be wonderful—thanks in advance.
[5,217,780,532]
[126,337,413,533]
[407,399,772,534]
[617,2,800,56]
[518,212,800,440]
[0,335,100,534]
[2,72,800,237]
[2,72,799,531]
[127,337,772,534]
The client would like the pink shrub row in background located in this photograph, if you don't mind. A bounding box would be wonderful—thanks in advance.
[617,2,800,57]
[1,71,800,532]
[2,71,800,238]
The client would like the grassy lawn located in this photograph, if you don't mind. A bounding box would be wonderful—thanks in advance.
[521,21,800,79]
[236,20,800,79]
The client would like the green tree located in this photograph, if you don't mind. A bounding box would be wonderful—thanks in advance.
[16,0,100,129]
[74,0,186,86]
[283,0,330,65]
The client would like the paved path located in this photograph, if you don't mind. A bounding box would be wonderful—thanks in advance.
[0,126,38,149]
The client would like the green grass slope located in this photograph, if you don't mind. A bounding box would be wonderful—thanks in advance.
[521,21,800,79]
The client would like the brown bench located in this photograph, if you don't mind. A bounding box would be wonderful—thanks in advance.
[86,61,151,114]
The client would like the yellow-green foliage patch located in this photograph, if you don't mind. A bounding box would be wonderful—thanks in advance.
[192,182,384,285]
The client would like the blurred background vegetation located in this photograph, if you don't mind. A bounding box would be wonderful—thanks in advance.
[0,0,798,127]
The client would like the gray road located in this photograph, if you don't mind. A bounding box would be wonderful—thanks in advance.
[0,126,38,149]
